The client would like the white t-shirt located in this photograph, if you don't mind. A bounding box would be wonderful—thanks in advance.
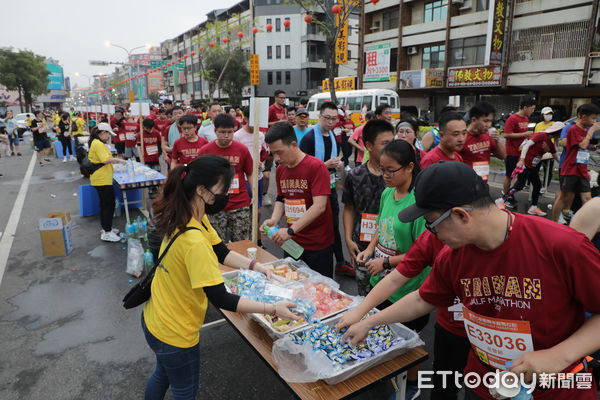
[198,122,217,142]
[233,127,266,180]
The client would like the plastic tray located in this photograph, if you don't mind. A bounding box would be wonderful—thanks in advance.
[272,309,424,385]
[261,258,314,282]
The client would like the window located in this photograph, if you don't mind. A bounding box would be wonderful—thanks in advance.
[476,0,489,11]
[363,96,373,110]
[424,1,448,23]
[382,8,400,31]
[285,18,290,32]
[390,47,399,72]
[267,72,273,85]
[285,45,291,59]
[422,44,445,68]
[449,36,486,66]
[267,46,272,59]
[276,18,281,32]
[276,71,282,85]
[285,71,291,85]
[276,46,281,59]
[266,18,272,26]
[346,96,362,111]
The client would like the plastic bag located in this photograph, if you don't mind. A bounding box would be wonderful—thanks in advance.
[126,238,144,278]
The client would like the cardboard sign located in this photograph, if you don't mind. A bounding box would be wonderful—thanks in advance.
[249,97,269,129]
[131,102,150,117]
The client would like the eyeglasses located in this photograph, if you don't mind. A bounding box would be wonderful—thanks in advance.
[181,126,196,131]
[425,207,473,234]
[277,96,287,100]
[378,166,404,177]
[321,115,339,122]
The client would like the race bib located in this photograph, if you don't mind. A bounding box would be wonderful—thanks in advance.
[119,133,126,142]
[576,149,590,164]
[146,145,158,155]
[126,132,137,141]
[333,127,342,136]
[463,307,534,370]
[359,213,377,242]
[228,174,240,194]
[472,161,490,181]
[284,199,306,224]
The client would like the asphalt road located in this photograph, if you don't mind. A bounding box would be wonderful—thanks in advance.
[0,144,558,400]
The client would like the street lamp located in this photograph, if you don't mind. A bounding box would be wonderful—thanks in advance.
[104,41,152,101]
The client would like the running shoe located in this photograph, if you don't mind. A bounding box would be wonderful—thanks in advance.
[561,210,574,224]
[101,230,121,242]
[527,206,547,217]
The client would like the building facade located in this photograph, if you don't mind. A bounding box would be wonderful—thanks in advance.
[362,0,600,120]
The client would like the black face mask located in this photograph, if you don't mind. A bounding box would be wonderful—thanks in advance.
[204,193,229,214]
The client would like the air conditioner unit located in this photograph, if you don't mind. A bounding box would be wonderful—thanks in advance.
[407,46,418,55]
[517,51,533,61]
[459,0,472,10]
[370,21,381,32]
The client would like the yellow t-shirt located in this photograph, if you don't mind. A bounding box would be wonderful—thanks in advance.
[88,139,113,186]
[534,120,553,133]
[143,216,224,348]
[73,117,86,135]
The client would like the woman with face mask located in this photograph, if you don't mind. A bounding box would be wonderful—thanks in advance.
[57,112,75,162]
[142,154,299,400]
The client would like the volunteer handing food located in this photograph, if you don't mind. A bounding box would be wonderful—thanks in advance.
[142,154,300,400]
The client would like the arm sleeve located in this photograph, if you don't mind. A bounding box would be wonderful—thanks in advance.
[212,242,230,264]
[203,283,241,312]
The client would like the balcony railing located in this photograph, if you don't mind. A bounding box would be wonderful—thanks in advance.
[510,21,590,62]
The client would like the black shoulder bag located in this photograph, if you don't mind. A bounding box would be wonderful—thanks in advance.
[122,227,200,309]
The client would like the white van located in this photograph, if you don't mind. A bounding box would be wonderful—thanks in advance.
[306,89,401,125]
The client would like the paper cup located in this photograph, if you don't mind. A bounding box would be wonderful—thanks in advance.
[488,372,520,399]
[247,247,257,260]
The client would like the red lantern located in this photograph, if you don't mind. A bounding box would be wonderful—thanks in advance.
[304,14,313,23]
[184,54,188,58]
[177,58,182,62]
[209,42,215,47]
[283,19,291,28]
[222,37,229,43]
[191,51,196,56]
[331,4,342,14]
[371,0,380,3]
[237,31,244,38]
[252,26,259,34]
[266,23,273,32]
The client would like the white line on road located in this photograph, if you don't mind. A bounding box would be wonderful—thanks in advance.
[0,152,37,286]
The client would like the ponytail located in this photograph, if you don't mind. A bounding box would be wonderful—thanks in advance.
[382,139,421,191]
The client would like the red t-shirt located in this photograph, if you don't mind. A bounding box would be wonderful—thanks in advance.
[171,136,207,165]
[187,110,203,125]
[350,124,365,163]
[153,117,169,134]
[110,117,125,143]
[504,113,529,157]
[524,132,556,169]
[419,213,600,399]
[123,121,139,147]
[141,129,162,163]
[459,132,497,182]
[276,155,333,250]
[561,124,589,179]
[198,141,253,211]
[268,104,287,123]
[420,146,463,169]
[396,231,465,337]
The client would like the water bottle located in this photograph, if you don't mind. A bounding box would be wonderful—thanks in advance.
[141,218,148,242]
[143,249,154,274]
[263,226,304,259]
[127,159,135,180]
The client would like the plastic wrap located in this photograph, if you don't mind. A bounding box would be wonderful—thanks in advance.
[126,238,144,278]
[272,310,424,385]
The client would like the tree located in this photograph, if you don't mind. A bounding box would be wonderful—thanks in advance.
[0,48,49,112]
[287,0,359,103]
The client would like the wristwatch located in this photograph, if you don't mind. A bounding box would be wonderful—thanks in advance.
[287,227,296,236]
[383,257,391,269]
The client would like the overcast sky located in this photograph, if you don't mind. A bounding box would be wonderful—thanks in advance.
[1,0,240,88]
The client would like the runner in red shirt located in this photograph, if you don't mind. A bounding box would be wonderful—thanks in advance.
[421,112,466,169]
[343,162,600,400]
[260,122,335,277]
[497,122,564,216]
[459,102,506,182]
[170,114,207,168]
[199,113,253,242]
[123,116,140,161]
[110,108,126,157]
[268,90,288,126]
[502,98,535,197]
[152,108,169,133]
[140,118,161,170]
[557,103,600,215]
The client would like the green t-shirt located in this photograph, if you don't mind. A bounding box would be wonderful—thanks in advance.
[370,187,430,303]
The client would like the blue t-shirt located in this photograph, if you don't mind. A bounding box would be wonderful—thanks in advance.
[294,126,312,144]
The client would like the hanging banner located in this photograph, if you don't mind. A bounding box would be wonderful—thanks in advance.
[364,43,391,82]
[335,7,349,65]
[250,54,260,85]
[485,0,508,65]
[322,77,356,92]
[447,65,502,87]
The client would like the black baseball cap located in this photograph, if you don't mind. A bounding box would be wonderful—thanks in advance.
[398,161,490,222]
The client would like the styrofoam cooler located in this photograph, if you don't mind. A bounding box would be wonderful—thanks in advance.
[53,140,76,158]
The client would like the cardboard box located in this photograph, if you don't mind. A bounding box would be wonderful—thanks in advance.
[39,211,74,256]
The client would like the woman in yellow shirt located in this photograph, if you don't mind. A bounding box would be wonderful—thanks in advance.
[88,122,125,242]
[143,154,299,400]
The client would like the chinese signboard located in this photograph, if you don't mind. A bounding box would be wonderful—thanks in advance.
[364,43,391,82]
[149,60,185,71]
[399,69,443,89]
[147,71,164,92]
[129,53,162,66]
[447,65,502,87]
[322,77,356,92]
[485,0,507,65]
[250,54,259,85]
[335,7,348,65]
[46,64,64,90]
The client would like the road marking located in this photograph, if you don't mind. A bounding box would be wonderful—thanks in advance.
[0,152,36,286]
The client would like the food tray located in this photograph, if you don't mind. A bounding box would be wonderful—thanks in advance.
[261,258,315,282]
[272,309,424,385]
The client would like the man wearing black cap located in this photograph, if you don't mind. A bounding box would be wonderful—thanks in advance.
[293,108,311,143]
[342,161,600,400]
